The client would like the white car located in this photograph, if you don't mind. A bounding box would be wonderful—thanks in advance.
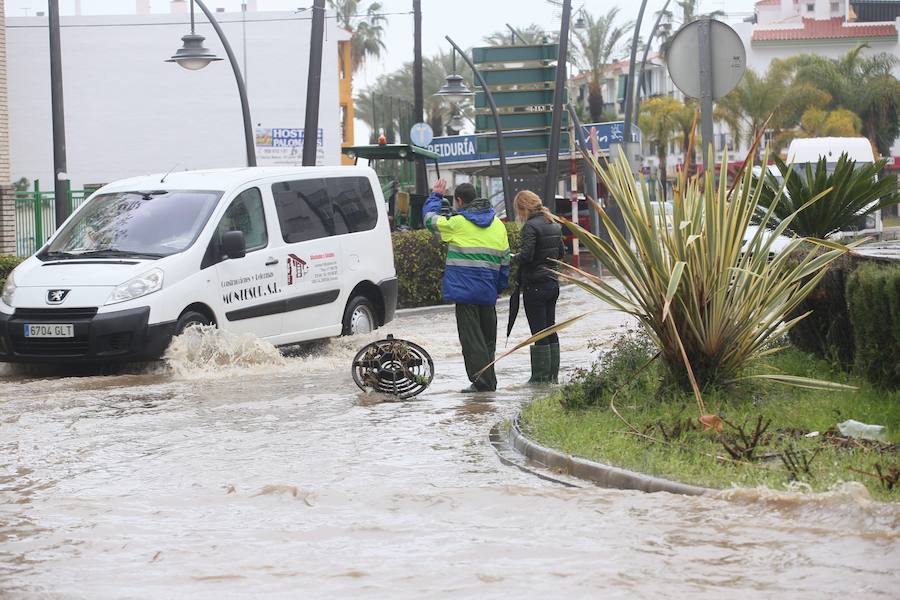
[0,166,397,364]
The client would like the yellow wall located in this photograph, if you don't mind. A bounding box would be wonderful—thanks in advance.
[338,40,355,166]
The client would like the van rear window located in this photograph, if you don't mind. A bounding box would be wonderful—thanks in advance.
[272,176,377,243]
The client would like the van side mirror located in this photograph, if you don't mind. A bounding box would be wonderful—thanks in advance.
[222,230,246,259]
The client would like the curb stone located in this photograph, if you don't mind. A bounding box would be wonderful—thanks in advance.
[503,413,713,496]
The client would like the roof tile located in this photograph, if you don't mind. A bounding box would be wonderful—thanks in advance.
[752,17,898,41]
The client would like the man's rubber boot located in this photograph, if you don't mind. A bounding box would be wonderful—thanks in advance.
[527,345,551,384]
[549,342,560,384]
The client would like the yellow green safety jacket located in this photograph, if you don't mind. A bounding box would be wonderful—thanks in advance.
[423,192,511,305]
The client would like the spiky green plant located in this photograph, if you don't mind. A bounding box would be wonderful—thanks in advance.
[560,149,859,397]
[756,153,900,239]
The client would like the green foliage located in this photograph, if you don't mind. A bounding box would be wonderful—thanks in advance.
[791,44,900,156]
[558,148,850,392]
[758,153,900,238]
[522,347,900,501]
[560,330,657,410]
[638,96,694,200]
[847,263,900,389]
[355,50,473,139]
[483,23,548,46]
[328,0,386,73]
[392,230,447,309]
[786,252,859,367]
[0,255,24,290]
[571,7,633,122]
[391,222,521,309]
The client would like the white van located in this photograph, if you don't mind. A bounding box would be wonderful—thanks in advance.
[0,167,398,363]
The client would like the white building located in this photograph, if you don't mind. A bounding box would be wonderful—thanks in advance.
[6,1,349,190]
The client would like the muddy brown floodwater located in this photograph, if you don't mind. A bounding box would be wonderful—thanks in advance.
[1,286,898,599]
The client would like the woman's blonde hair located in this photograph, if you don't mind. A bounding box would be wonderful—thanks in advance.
[514,190,552,222]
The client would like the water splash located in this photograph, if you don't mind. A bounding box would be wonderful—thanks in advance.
[164,325,287,377]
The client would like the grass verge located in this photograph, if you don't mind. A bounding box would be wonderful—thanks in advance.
[521,343,900,501]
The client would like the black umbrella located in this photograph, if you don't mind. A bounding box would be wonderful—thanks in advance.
[505,270,522,343]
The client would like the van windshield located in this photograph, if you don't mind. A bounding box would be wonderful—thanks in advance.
[41,190,222,260]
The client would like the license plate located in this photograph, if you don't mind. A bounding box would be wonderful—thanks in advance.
[24,323,74,338]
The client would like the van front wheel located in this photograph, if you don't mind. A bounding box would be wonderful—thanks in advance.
[175,310,213,335]
[342,296,377,336]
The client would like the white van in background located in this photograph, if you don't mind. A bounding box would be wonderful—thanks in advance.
[786,136,882,235]
[0,167,398,364]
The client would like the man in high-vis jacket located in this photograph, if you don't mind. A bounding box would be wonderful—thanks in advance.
[423,179,511,392]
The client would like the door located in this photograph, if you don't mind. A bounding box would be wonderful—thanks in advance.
[271,178,345,339]
[213,187,283,338]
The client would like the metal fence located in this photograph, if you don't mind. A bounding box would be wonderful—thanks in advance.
[13,181,92,256]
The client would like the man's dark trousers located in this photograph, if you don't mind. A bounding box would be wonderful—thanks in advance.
[455,303,498,391]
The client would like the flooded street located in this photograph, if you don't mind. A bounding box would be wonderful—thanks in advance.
[1,286,898,599]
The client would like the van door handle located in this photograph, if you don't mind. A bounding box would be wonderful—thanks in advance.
[265,257,279,266]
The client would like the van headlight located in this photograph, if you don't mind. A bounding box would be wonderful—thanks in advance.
[106,268,164,305]
[1,272,15,306]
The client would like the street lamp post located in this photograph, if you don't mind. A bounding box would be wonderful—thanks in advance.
[542,0,572,207]
[620,0,649,173]
[167,0,256,167]
[439,37,513,218]
[633,0,672,128]
[302,0,326,166]
[48,0,69,228]
[413,0,427,196]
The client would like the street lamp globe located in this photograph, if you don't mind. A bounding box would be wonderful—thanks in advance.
[446,111,466,133]
[434,73,474,104]
[166,33,223,70]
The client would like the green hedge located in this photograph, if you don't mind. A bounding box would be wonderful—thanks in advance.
[392,222,522,309]
[0,255,23,291]
[787,252,861,367]
[846,263,900,388]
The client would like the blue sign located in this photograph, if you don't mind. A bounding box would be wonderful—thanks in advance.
[410,122,434,147]
[426,121,641,164]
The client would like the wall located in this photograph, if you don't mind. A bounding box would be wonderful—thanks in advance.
[0,3,14,254]
[7,10,350,189]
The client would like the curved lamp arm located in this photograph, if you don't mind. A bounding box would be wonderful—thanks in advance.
[446,36,512,218]
[634,0,672,127]
[193,0,257,167]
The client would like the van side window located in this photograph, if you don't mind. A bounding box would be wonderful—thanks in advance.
[329,177,378,233]
[217,187,268,251]
[272,179,334,242]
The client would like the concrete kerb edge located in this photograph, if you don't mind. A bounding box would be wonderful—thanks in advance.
[503,412,714,497]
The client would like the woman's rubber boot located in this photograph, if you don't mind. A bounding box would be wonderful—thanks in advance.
[549,343,560,384]
[527,344,552,384]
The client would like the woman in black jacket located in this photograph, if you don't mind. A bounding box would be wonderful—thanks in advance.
[514,190,566,383]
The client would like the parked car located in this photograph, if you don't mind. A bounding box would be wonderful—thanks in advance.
[0,167,398,363]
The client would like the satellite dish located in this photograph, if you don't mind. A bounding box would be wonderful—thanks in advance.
[665,19,746,100]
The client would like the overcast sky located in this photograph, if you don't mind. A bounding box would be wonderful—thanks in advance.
[5,0,758,90]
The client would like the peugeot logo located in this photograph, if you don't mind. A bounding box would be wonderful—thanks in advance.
[46,289,70,305]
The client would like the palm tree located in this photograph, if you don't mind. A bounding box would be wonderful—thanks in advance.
[656,0,726,57]
[639,96,692,199]
[483,23,548,46]
[355,51,474,139]
[791,44,900,155]
[714,59,830,155]
[328,0,387,73]
[572,8,633,122]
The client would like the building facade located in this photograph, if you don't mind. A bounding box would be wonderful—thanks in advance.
[6,3,350,191]
[0,2,13,254]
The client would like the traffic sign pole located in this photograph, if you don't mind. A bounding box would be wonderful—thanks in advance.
[698,17,715,173]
